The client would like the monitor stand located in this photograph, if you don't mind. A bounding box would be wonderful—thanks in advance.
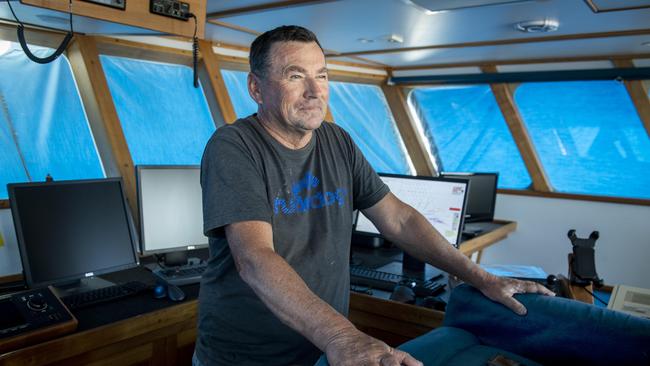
[162,251,188,267]
[402,252,426,280]
[50,277,116,299]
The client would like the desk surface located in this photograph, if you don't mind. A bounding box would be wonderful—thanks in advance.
[0,267,199,366]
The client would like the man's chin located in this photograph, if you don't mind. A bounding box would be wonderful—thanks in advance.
[295,113,325,130]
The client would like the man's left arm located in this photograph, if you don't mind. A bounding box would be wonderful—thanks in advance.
[362,193,554,315]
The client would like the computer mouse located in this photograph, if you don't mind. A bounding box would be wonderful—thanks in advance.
[167,283,186,302]
[153,283,167,299]
[421,296,446,311]
[390,285,415,304]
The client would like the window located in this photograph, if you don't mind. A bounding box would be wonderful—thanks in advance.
[100,55,216,165]
[409,85,531,189]
[0,41,104,199]
[329,81,413,174]
[515,81,650,199]
[221,69,257,118]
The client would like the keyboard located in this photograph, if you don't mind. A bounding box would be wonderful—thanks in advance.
[350,265,445,297]
[153,263,207,286]
[61,281,149,310]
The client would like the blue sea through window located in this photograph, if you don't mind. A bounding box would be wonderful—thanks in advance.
[409,85,531,189]
[0,42,104,199]
[329,82,413,175]
[221,69,257,118]
[100,55,216,165]
[515,81,650,199]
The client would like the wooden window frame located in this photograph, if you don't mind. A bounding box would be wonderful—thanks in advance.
[400,61,650,206]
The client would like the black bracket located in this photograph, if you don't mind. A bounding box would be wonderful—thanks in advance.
[567,229,603,287]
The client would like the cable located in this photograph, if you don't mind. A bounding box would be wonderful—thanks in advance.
[584,287,608,306]
[6,0,74,64]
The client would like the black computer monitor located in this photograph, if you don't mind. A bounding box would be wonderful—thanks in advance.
[441,172,498,223]
[354,174,469,247]
[136,165,207,265]
[8,178,139,294]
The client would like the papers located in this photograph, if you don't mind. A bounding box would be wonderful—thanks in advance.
[607,285,650,319]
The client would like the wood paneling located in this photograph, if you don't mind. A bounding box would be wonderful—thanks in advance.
[0,200,8,209]
[0,300,198,365]
[498,188,650,207]
[458,220,517,257]
[199,39,238,124]
[391,53,650,71]
[349,292,444,346]
[381,85,435,176]
[21,0,206,38]
[0,274,23,284]
[66,35,138,220]
[0,22,68,49]
[94,36,195,60]
[483,66,551,192]
[613,59,650,138]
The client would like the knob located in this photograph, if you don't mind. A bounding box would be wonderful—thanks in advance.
[27,297,48,312]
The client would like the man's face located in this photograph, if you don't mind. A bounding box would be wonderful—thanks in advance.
[250,41,329,132]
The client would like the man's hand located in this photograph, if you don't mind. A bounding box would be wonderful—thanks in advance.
[325,328,422,366]
[478,274,555,315]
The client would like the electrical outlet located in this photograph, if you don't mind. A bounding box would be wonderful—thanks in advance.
[150,0,190,21]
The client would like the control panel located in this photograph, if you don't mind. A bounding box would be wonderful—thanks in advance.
[150,0,191,20]
[81,0,126,10]
[0,287,77,353]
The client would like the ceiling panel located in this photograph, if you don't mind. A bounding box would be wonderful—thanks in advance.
[0,2,159,35]
[356,35,650,67]
[588,0,650,12]
[214,0,650,55]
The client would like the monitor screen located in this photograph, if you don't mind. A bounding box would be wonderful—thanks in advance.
[442,172,498,223]
[354,174,469,246]
[8,179,139,287]
[137,165,207,254]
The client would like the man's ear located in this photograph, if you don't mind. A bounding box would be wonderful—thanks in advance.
[248,72,263,105]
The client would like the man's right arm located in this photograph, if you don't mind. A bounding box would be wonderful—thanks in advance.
[225,220,422,366]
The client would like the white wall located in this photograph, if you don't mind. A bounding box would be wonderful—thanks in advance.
[0,209,22,276]
[482,194,650,289]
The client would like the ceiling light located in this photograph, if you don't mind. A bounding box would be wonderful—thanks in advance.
[515,19,559,33]
[357,38,375,43]
[643,41,650,47]
[386,34,404,44]
[0,40,11,57]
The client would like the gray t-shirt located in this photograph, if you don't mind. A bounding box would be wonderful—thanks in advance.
[196,115,388,366]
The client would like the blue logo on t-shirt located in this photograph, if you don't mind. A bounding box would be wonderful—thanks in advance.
[274,172,347,215]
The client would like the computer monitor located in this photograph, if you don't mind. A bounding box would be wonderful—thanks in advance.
[8,178,139,293]
[354,174,469,247]
[441,172,498,223]
[136,165,207,259]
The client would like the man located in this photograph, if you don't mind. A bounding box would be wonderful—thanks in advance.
[196,25,553,366]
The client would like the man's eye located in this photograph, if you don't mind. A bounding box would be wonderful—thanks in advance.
[289,74,303,80]
[317,74,328,80]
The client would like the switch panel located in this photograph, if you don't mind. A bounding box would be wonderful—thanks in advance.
[150,0,190,21]
[81,0,126,10]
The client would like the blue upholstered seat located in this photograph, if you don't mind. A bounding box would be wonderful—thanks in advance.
[316,284,650,365]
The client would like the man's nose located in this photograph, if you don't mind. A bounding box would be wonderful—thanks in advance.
[304,77,325,98]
